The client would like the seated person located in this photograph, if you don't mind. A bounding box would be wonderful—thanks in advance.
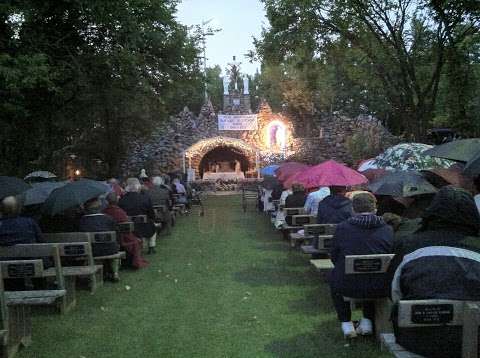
[388,186,480,358]
[172,178,188,206]
[39,206,82,233]
[147,176,173,230]
[304,186,330,216]
[79,197,119,257]
[103,193,148,269]
[317,186,353,224]
[119,178,156,254]
[0,196,42,245]
[329,193,393,338]
[285,184,307,225]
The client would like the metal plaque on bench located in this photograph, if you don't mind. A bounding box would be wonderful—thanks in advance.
[411,304,454,324]
[94,233,114,243]
[353,258,382,272]
[295,217,311,225]
[63,244,86,256]
[7,263,35,278]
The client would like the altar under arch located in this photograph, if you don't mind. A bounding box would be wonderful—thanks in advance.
[185,136,258,180]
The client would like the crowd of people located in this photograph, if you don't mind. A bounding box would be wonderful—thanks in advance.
[261,173,480,358]
[0,171,194,277]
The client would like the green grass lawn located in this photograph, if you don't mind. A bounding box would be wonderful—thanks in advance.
[17,195,389,358]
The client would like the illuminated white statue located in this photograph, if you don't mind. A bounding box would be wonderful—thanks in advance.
[223,76,229,95]
[243,75,249,94]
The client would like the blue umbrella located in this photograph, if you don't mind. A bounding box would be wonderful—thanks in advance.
[261,165,280,176]
[23,181,67,206]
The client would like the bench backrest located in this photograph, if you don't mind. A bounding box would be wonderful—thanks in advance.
[316,235,334,250]
[117,222,134,234]
[291,215,316,226]
[128,215,147,224]
[304,224,337,236]
[283,207,305,216]
[0,244,65,288]
[398,299,480,358]
[43,231,117,245]
[345,254,395,274]
[43,232,92,243]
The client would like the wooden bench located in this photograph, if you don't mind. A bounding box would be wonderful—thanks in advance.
[343,254,395,339]
[291,224,336,248]
[309,259,334,279]
[381,300,480,358]
[301,235,334,256]
[0,245,69,315]
[0,265,29,358]
[22,242,102,294]
[242,189,258,212]
[43,232,124,282]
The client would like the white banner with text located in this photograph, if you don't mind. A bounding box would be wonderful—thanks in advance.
[218,114,258,131]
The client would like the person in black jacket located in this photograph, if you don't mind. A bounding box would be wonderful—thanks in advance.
[329,192,393,338]
[388,186,480,358]
[317,186,353,224]
[285,184,307,225]
[119,178,157,254]
[79,197,119,257]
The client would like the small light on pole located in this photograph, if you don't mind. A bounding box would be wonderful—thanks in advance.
[75,169,81,176]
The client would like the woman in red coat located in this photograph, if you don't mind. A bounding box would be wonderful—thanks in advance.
[104,192,148,269]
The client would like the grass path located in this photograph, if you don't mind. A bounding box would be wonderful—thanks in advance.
[17,195,388,358]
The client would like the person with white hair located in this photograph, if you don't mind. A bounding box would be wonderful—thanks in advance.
[118,178,157,254]
[148,176,173,232]
[0,196,43,245]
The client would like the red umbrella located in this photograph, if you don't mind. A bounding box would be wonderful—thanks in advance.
[283,171,306,188]
[290,160,368,189]
[275,162,310,182]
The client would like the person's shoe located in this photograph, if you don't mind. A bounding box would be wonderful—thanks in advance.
[341,321,357,338]
[356,318,373,335]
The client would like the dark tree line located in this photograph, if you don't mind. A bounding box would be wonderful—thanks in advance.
[252,0,480,139]
[0,0,206,177]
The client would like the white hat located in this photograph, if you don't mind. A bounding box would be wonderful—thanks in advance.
[139,169,148,178]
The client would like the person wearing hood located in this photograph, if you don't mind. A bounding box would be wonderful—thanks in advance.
[329,192,394,338]
[317,186,353,224]
[388,186,480,358]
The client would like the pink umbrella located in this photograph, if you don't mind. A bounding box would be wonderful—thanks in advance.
[275,162,310,182]
[283,171,306,188]
[291,160,368,189]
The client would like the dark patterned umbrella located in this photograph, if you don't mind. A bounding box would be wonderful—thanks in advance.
[0,176,30,200]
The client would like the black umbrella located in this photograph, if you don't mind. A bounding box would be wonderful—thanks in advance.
[42,179,110,216]
[423,138,480,162]
[368,171,438,197]
[0,176,31,200]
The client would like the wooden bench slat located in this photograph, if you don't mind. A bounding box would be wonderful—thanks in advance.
[93,252,126,261]
[5,290,66,306]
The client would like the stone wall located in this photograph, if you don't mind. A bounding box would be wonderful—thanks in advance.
[122,102,398,177]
